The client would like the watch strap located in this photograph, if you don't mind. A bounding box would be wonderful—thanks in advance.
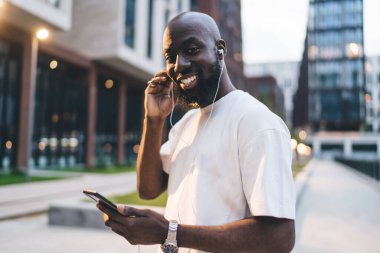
[166,220,178,242]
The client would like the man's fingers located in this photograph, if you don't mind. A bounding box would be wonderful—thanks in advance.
[147,76,172,90]
[117,205,148,217]
[148,76,166,86]
[96,201,118,216]
[154,70,169,78]
[117,204,126,214]
[96,201,108,213]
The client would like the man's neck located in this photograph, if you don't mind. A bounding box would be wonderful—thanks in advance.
[199,77,236,108]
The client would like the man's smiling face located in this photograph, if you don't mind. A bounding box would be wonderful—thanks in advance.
[163,16,222,109]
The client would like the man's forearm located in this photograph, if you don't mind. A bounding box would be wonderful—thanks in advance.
[137,118,167,199]
[176,217,295,253]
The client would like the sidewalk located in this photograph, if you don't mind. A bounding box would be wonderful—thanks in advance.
[1,159,380,253]
[293,159,380,253]
[0,169,160,253]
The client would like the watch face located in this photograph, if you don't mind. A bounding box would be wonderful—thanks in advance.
[161,243,178,253]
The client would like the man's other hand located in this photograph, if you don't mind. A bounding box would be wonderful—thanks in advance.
[97,202,169,245]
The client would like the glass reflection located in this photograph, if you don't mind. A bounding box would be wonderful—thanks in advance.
[0,37,21,171]
[32,54,87,169]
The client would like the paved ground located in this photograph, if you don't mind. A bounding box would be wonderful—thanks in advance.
[293,159,380,253]
[0,214,159,253]
[0,169,160,253]
[0,170,137,220]
[0,159,379,253]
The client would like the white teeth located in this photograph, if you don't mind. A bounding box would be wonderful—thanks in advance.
[181,76,197,85]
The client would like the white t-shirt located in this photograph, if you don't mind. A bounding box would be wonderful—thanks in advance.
[160,90,295,253]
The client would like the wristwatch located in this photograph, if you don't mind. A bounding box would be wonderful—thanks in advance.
[161,220,179,253]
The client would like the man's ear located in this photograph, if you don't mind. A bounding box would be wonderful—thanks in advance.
[216,39,227,60]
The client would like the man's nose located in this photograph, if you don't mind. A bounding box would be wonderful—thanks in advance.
[174,54,190,73]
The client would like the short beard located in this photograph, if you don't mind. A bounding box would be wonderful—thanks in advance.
[174,60,222,111]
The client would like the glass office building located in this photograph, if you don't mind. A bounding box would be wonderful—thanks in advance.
[308,0,365,131]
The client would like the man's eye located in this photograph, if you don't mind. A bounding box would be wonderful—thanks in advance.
[165,55,175,63]
[186,47,199,55]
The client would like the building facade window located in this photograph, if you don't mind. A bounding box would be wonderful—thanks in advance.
[0,38,21,171]
[39,0,61,8]
[178,0,183,12]
[95,76,119,166]
[125,0,136,48]
[124,87,143,165]
[33,54,88,169]
[190,0,198,11]
[147,0,154,58]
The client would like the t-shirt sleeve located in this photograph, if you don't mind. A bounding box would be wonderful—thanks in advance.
[238,128,296,220]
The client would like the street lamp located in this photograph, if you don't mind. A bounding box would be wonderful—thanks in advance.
[36,28,49,40]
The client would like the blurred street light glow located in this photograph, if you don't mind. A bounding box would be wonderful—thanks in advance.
[49,138,58,148]
[51,113,59,123]
[291,139,298,150]
[61,138,69,148]
[297,143,307,155]
[308,45,318,60]
[346,42,362,58]
[296,143,312,157]
[305,146,312,156]
[5,140,12,150]
[299,130,307,140]
[36,28,49,40]
[50,60,58,69]
[133,144,140,154]
[365,94,371,103]
[69,138,78,148]
[38,142,46,151]
[105,79,114,89]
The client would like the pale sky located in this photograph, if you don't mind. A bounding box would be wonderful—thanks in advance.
[241,0,380,64]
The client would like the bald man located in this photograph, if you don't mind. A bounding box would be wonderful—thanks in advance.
[97,12,295,253]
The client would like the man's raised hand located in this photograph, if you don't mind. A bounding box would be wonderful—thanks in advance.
[145,71,174,121]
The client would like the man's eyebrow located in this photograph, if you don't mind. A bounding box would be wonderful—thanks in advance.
[163,37,203,54]
[182,36,202,45]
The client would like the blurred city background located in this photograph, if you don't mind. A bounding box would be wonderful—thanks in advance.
[0,0,379,252]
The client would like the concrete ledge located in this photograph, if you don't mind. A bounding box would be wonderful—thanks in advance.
[49,200,106,229]
[48,200,165,230]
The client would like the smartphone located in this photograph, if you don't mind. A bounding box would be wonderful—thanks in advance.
[83,189,117,211]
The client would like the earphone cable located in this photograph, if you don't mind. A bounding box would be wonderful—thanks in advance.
[204,64,223,127]
[169,83,175,128]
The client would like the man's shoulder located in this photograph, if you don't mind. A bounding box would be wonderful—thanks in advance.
[231,91,290,136]
[228,90,271,116]
[181,108,198,120]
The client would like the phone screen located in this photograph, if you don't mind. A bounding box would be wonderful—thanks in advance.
[83,189,117,211]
